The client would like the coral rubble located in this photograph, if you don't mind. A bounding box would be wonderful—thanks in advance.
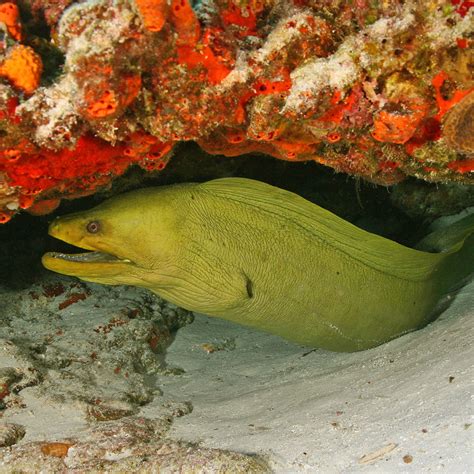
[0,416,270,471]
[0,0,473,221]
[0,275,193,414]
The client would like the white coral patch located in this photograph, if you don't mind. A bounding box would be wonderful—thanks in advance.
[58,0,138,69]
[283,6,417,114]
[218,53,252,90]
[18,76,81,149]
[219,10,314,90]
[254,11,309,63]
[425,9,474,48]
[365,11,416,43]
[283,39,360,113]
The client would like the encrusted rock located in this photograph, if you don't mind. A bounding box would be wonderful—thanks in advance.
[0,0,473,222]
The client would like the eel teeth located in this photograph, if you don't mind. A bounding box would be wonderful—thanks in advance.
[50,251,130,263]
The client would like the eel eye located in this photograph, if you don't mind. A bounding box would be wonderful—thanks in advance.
[86,220,101,234]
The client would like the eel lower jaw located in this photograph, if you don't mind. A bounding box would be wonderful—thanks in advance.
[44,251,133,264]
[42,249,137,279]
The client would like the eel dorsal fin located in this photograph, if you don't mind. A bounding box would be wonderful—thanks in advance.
[200,177,450,283]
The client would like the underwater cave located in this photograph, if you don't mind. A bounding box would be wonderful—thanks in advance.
[0,0,473,471]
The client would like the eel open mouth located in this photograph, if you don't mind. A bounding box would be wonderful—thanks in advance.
[42,248,134,278]
[45,251,131,264]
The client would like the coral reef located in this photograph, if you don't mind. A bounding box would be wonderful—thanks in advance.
[0,0,473,222]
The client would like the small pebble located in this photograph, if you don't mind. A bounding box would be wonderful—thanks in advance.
[0,423,26,447]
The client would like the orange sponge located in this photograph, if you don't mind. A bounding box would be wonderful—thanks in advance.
[0,45,43,94]
[170,0,200,46]
[0,2,22,40]
[135,0,169,32]
[372,101,428,145]
[86,89,118,118]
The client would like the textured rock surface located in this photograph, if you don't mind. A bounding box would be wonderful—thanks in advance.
[390,180,474,219]
[0,416,270,472]
[0,275,192,417]
[0,423,25,447]
[0,0,473,222]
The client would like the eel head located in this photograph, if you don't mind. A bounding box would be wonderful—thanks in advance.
[42,211,139,284]
[42,187,184,286]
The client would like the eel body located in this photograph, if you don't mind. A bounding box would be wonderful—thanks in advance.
[42,178,474,352]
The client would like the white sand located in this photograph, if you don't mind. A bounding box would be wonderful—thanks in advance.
[157,280,473,472]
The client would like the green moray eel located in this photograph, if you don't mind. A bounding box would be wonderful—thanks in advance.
[42,178,474,352]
